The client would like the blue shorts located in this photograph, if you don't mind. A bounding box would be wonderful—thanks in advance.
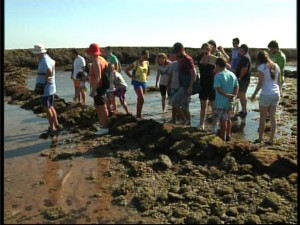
[132,80,147,90]
[259,94,280,107]
[41,95,54,108]
[171,87,189,110]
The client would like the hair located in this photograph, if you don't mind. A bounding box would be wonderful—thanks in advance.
[72,49,79,55]
[201,43,211,51]
[156,53,168,65]
[216,57,227,68]
[207,39,216,48]
[268,40,279,49]
[240,44,248,52]
[233,38,240,44]
[141,50,150,58]
[257,50,276,80]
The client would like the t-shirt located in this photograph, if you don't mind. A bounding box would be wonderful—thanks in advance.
[178,54,196,89]
[73,55,86,79]
[269,50,286,83]
[235,53,252,82]
[257,63,280,96]
[198,56,216,91]
[157,63,172,86]
[36,54,56,96]
[133,60,149,83]
[111,71,128,90]
[231,47,241,72]
[170,61,180,89]
[214,69,239,110]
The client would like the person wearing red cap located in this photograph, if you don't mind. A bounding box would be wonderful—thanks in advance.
[86,43,109,135]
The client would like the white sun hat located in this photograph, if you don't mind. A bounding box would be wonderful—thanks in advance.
[32,44,47,54]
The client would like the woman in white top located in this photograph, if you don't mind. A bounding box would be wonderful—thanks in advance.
[251,50,281,145]
[155,53,172,113]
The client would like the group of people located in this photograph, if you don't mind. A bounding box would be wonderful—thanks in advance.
[32,39,286,144]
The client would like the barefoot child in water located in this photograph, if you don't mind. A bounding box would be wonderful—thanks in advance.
[107,63,131,115]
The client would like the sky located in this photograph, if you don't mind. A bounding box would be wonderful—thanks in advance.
[4,0,297,50]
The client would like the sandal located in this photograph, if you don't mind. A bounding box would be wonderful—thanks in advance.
[253,139,263,144]
[265,141,273,146]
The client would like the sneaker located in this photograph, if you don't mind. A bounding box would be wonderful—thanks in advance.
[95,128,109,136]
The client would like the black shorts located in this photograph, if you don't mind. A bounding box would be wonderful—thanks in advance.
[199,87,215,101]
[94,87,106,106]
[238,80,250,93]
[159,85,167,97]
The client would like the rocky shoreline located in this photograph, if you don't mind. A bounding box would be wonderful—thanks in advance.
[4,65,298,224]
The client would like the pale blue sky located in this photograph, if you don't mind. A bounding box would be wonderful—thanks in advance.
[5,0,297,49]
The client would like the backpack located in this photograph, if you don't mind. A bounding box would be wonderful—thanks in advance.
[101,65,111,90]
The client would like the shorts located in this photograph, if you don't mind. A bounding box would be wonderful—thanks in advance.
[74,79,81,88]
[214,108,231,121]
[159,85,167,97]
[94,87,106,106]
[259,94,280,107]
[199,87,215,101]
[132,80,147,90]
[114,88,127,101]
[238,80,250,93]
[41,95,54,108]
[171,87,190,110]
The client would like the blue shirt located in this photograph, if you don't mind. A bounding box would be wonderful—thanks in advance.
[231,47,241,71]
[214,69,239,110]
[36,54,56,96]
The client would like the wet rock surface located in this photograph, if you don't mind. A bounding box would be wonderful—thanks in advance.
[4,65,298,224]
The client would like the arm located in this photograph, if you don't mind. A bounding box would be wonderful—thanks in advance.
[186,67,197,95]
[218,46,230,62]
[93,59,101,90]
[238,67,248,80]
[215,87,236,101]
[250,71,264,100]
[125,63,135,78]
[156,71,160,88]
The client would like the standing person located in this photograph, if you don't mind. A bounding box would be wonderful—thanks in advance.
[156,53,172,113]
[105,46,122,112]
[267,40,286,88]
[168,53,180,123]
[107,63,131,115]
[86,43,109,135]
[214,57,239,141]
[230,37,241,73]
[125,50,150,118]
[76,71,89,105]
[32,44,62,136]
[235,44,252,117]
[171,42,197,126]
[250,51,281,145]
[197,43,217,131]
[71,49,86,103]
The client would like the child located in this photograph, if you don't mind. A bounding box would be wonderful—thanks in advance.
[107,64,131,115]
[76,71,89,105]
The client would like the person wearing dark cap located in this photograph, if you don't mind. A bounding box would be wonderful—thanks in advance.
[171,42,197,125]
[267,40,286,86]
[125,50,150,118]
[86,43,110,135]
[235,44,252,117]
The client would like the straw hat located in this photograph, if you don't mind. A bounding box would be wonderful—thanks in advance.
[32,44,47,54]
[86,43,101,56]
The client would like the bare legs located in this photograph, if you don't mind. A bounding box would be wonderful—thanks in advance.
[44,106,60,130]
[219,119,232,141]
[200,100,214,130]
[135,87,145,118]
[258,105,277,143]
[95,104,109,128]
[238,92,247,113]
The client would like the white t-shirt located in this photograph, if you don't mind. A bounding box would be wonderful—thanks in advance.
[258,63,280,96]
[111,71,128,90]
[73,55,86,79]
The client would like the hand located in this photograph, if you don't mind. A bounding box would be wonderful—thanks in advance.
[250,94,256,102]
